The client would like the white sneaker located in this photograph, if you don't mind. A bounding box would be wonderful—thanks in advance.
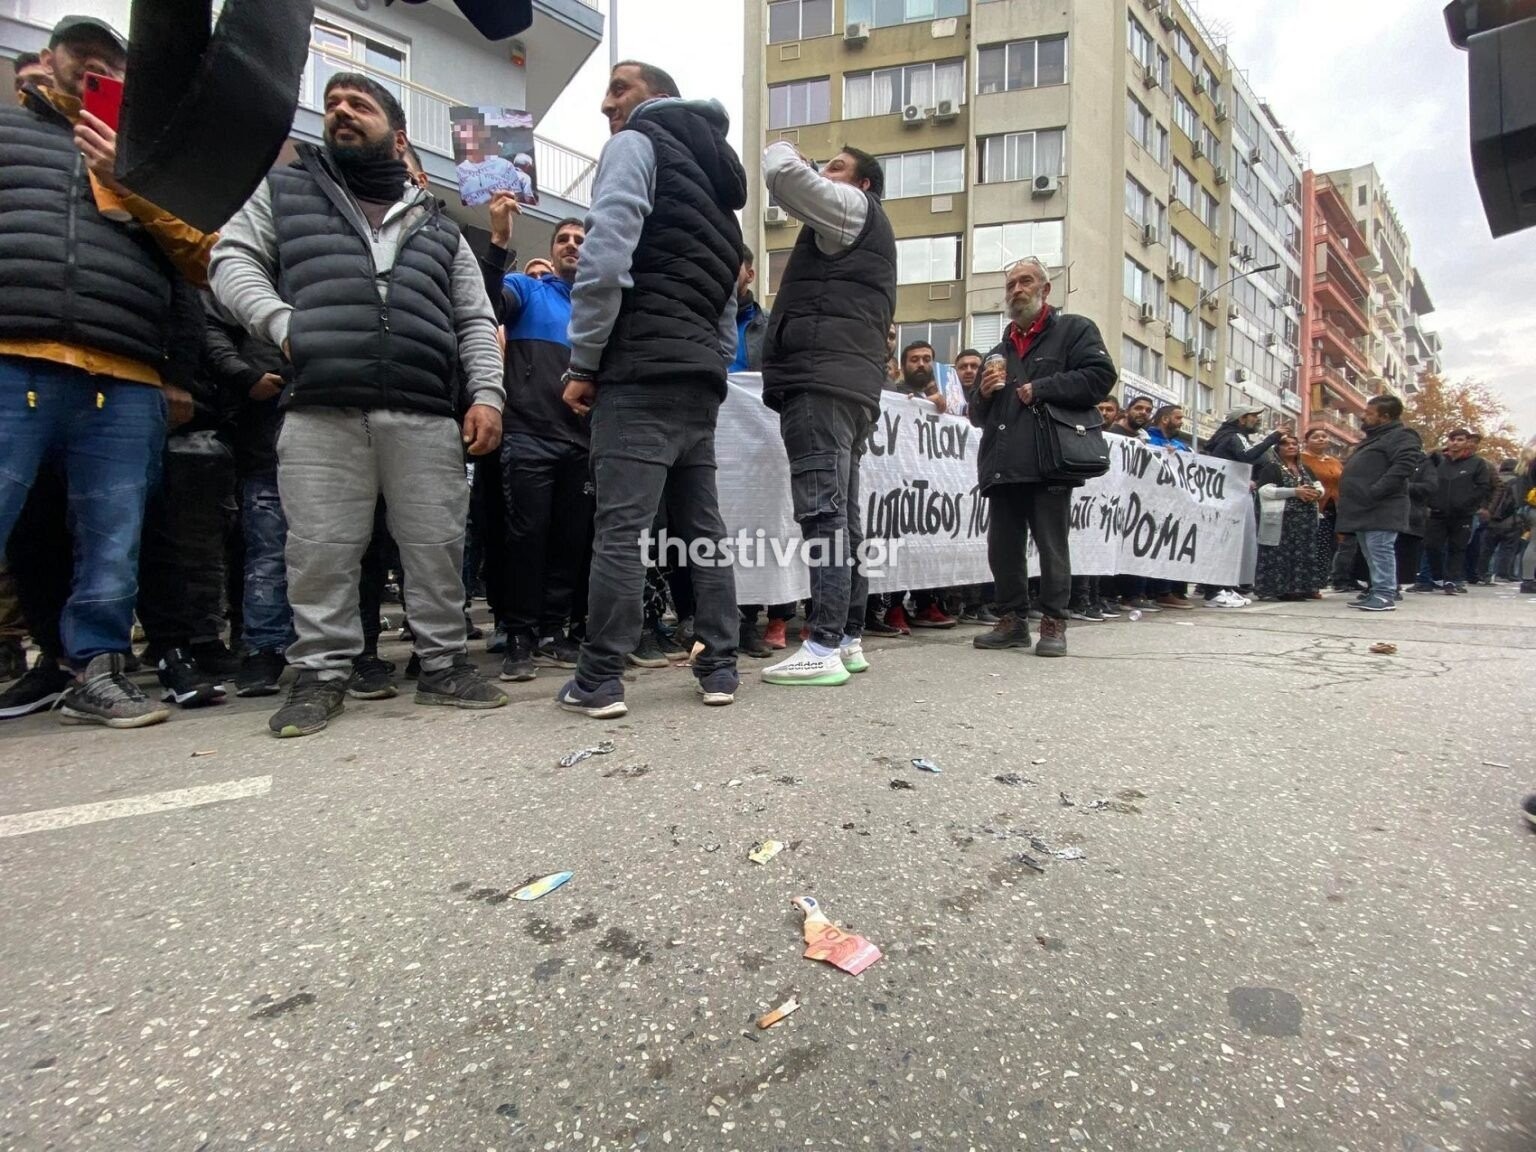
[840,638,869,674]
[760,643,851,687]
[1207,589,1246,608]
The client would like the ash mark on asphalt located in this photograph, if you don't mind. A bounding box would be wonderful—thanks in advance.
[1227,986,1303,1037]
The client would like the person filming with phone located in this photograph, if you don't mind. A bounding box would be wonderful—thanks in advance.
[0,16,219,729]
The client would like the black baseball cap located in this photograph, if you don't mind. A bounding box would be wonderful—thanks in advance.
[49,15,128,57]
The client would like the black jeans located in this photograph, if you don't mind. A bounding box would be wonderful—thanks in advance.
[138,434,238,650]
[987,483,1071,620]
[1396,533,1424,585]
[1423,514,1472,584]
[778,391,872,649]
[1330,533,1362,588]
[579,384,737,685]
[501,430,593,639]
[471,452,509,625]
[358,500,397,656]
[4,464,70,659]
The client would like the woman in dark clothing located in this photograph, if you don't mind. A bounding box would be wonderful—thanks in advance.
[1254,434,1326,600]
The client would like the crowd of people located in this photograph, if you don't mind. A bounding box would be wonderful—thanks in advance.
[1,20,1532,737]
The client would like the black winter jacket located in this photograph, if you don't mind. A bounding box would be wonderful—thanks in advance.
[0,91,179,371]
[1424,451,1495,520]
[968,309,1116,492]
[203,297,286,476]
[1205,419,1283,466]
[1336,421,1425,535]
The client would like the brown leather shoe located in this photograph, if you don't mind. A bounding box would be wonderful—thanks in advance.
[1155,594,1196,610]
[1035,615,1067,657]
[973,612,1032,650]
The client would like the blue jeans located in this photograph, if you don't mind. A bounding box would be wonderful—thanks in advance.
[241,471,296,653]
[0,356,165,666]
[1357,529,1398,598]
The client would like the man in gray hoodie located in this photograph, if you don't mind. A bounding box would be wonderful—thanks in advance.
[210,73,508,738]
[554,62,748,720]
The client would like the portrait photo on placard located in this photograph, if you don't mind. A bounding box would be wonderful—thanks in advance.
[449,105,538,207]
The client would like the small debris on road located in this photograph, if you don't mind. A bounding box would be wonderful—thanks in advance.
[512,871,573,902]
[559,740,615,768]
[190,749,217,758]
[912,758,942,774]
[1012,853,1046,874]
[748,840,784,864]
[1369,642,1397,655]
[756,998,800,1029]
[890,779,916,791]
[793,896,882,975]
[994,773,1034,787]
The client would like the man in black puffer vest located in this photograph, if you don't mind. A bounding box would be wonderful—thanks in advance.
[555,61,748,720]
[756,142,896,689]
[0,16,218,730]
[211,73,508,739]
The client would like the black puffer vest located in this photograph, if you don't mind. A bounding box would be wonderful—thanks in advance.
[761,193,896,418]
[597,103,746,398]
[269,146,461,416]
[0,92,176,370]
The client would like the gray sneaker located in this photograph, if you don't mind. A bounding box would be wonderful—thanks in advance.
[57,653,170,728]
[415,655,508,709]
[269,671,347,737]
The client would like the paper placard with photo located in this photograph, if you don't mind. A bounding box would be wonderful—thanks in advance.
[448,105,539,207]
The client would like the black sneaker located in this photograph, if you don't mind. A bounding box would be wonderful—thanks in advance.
[416,655,508,709]
[189,638,240,678]
[0,639,26,682]
[1443,582,1459,596]
[974,613,1032,650]
[0,655,73,719]
[1521,580,1536,595]
[1452,582,1470,594]
[1354,593,1397,612]
[656,620,690,658]
[533,634,580,669]
[465,617,485,641]
[695,666,739,706]
[1097,600,1122,619]
[556,676,628,719]
[58,653,170,728]
[1408,582,1437,593]
[863,612,901,638]
[486,625,508,654]
[157,647,227,708]
[739,620,774,658]
[235,649,286,697]
[269,672,347,737]
[348,653,398,699]
[1067,603,1103,622]
[500,633,537,682]
[628,629,670,669]
[1523,794,1536,830]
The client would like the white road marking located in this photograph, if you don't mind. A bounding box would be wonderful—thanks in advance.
[0,776,273,839]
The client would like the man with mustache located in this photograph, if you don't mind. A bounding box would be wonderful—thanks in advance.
[970,257,1116,657]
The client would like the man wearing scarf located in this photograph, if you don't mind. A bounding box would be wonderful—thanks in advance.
[211,73,508,738]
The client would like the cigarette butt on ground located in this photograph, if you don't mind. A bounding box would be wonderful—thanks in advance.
[757,998,800,1029]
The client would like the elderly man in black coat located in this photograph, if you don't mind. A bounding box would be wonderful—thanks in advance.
[968,257,1116,657]
[1336,394,1425,612]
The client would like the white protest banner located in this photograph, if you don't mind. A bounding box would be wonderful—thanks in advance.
[714,375,1252,603]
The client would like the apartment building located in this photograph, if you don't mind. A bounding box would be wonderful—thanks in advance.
[0,0,605,246]
[1299,170,1376,447]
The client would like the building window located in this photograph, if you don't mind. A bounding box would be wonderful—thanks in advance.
[1168,367,1192,403]
[1201,189,1220,230]
[1198,381,1215,412]
[1121,336,1163,385]
[768,77,830,129]
[847,0,967,28]
[1200,319,1217,359]
[978,128,1065,184]
[1201,66,1221,104]
[1200,125,1222,168]
[1197,255,1218,295]
[1128,13,1154,72]
[1168,300,1193,343]
[1173,27,1198,72]
[898,320,962,365]
[971,312,1004,350]
[845,60,965,119]
[1125,175,1150,224]
[1357,185,1368,207]
[1123,257,1164,311]
[767,249,792,294]
[1174,93,1199,142]
[977,36,1067,95]
[308,19,408,108]
[971,220,1065,273]
[896,235,962,284]
[1171,231,1195,274]
[879,148,965,199]
[768,0,833,43]
[1126,93,1152,152]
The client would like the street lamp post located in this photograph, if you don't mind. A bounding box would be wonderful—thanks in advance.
[1189,262,1281,452]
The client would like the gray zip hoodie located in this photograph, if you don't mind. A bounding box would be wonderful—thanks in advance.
[567,97,738,377]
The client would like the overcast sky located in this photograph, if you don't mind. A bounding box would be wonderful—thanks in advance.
[539,0,1535,436]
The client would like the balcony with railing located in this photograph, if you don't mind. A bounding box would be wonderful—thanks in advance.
[299,44,598,208]
[1313,359,1370,414]
[1310,406,1363,443]
[1316,313,1370,378]
[1312,222,1370,300]
[1313,267,1369,336]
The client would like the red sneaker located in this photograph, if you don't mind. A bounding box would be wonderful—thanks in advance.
[884,603,912,635]
[911,602,957,629]
[764,619,788,649]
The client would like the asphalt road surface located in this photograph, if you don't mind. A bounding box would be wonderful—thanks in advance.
[2,587,1533,1151]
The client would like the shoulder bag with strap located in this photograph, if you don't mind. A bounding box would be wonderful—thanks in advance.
[1034,402,1111,484]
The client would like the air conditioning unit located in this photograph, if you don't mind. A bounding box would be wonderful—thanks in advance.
[1282,185,1298,205]
[1263,332,1279,348]
[763,206,788,226]
[1141,222,1158,246]
[844,21,870,44]
[1214,101,1228,122]
[1192,141,1204,160]
[933,98,958,122]
[1227,302,1241,320]
[1249,144,1262,163]
[901,103,924,126]
[1198,347,1216,367]
[1142,68,1159,89]
[1235,367,1250,382]
[1214,165,1229,185]
[1241,244,1254,261]
[1193,76,1206,95]
[1229,238,1240,256]
[1203,293,1219,310]
[1169,261,1187,280]
[1031,174,1060,198]
[1139,302,1157,323]
[1158,5,1176,29]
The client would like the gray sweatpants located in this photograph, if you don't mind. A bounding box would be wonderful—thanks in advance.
[277,407,469,679]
